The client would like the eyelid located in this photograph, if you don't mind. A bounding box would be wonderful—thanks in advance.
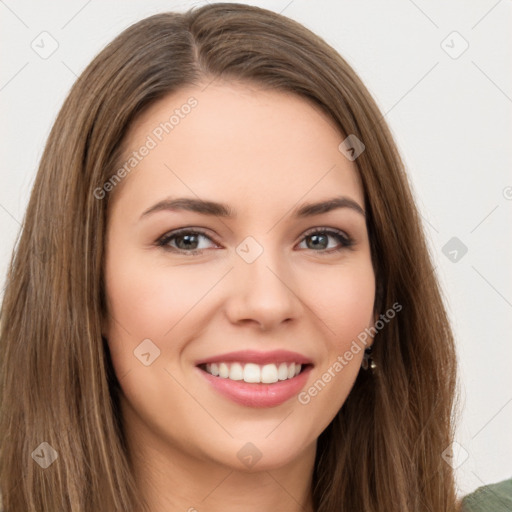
[300,225,350,240]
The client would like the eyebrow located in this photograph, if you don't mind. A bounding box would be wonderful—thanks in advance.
[139,195,365,220]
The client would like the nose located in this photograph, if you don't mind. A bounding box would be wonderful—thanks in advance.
[224,245,303,331]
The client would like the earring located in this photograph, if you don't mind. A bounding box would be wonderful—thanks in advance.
[361,346,376,371]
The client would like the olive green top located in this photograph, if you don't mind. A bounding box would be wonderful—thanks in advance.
[461,478,512,511]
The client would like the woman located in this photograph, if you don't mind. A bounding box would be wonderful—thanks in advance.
[0,3,460,511]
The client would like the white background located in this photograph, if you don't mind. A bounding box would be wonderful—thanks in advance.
[1,0,511,498]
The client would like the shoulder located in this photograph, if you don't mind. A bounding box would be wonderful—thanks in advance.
[461,478,512,511]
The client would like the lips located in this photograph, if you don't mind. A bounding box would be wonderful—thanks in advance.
[194,349,313,366]
[195,349,314,408]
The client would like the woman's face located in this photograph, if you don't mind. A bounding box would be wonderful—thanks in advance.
[103,81,376,471]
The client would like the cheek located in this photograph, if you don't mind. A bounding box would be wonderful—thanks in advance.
[104,249,214,336]
[103,244,228,379]
[305,259,376,347]
[293,263,375,437]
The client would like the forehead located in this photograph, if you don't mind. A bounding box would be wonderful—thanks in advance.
[111,81,364,217]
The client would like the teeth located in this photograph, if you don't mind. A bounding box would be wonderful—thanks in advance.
[204,362,303,383]
[261,364,278,383]
[219,362,229,378]
[244,363,260,383]
[229,362,243,381]
[277,363,288,380]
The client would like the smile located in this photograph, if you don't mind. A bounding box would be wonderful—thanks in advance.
[195,349,313,407]
[201,361,303,383]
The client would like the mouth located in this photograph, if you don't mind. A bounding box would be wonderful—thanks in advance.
[195,350,314,408]
[198,361,310,383]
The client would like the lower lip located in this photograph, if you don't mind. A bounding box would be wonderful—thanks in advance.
[197,365,313,408]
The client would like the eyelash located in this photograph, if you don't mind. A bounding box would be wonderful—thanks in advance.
[155,227,354,256]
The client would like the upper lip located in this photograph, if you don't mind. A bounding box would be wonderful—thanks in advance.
[195,350,313,366]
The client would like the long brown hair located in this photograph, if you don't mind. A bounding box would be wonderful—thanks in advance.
[0,3,458,511]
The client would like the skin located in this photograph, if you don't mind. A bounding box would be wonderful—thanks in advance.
[102,80,377,512]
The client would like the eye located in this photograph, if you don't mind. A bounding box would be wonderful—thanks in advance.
[156,227,354,256]
[297,227,354,253]
[156,228,218,255]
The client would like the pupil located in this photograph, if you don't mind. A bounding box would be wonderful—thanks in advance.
[308,234,327,250]
[178,234,198,250]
